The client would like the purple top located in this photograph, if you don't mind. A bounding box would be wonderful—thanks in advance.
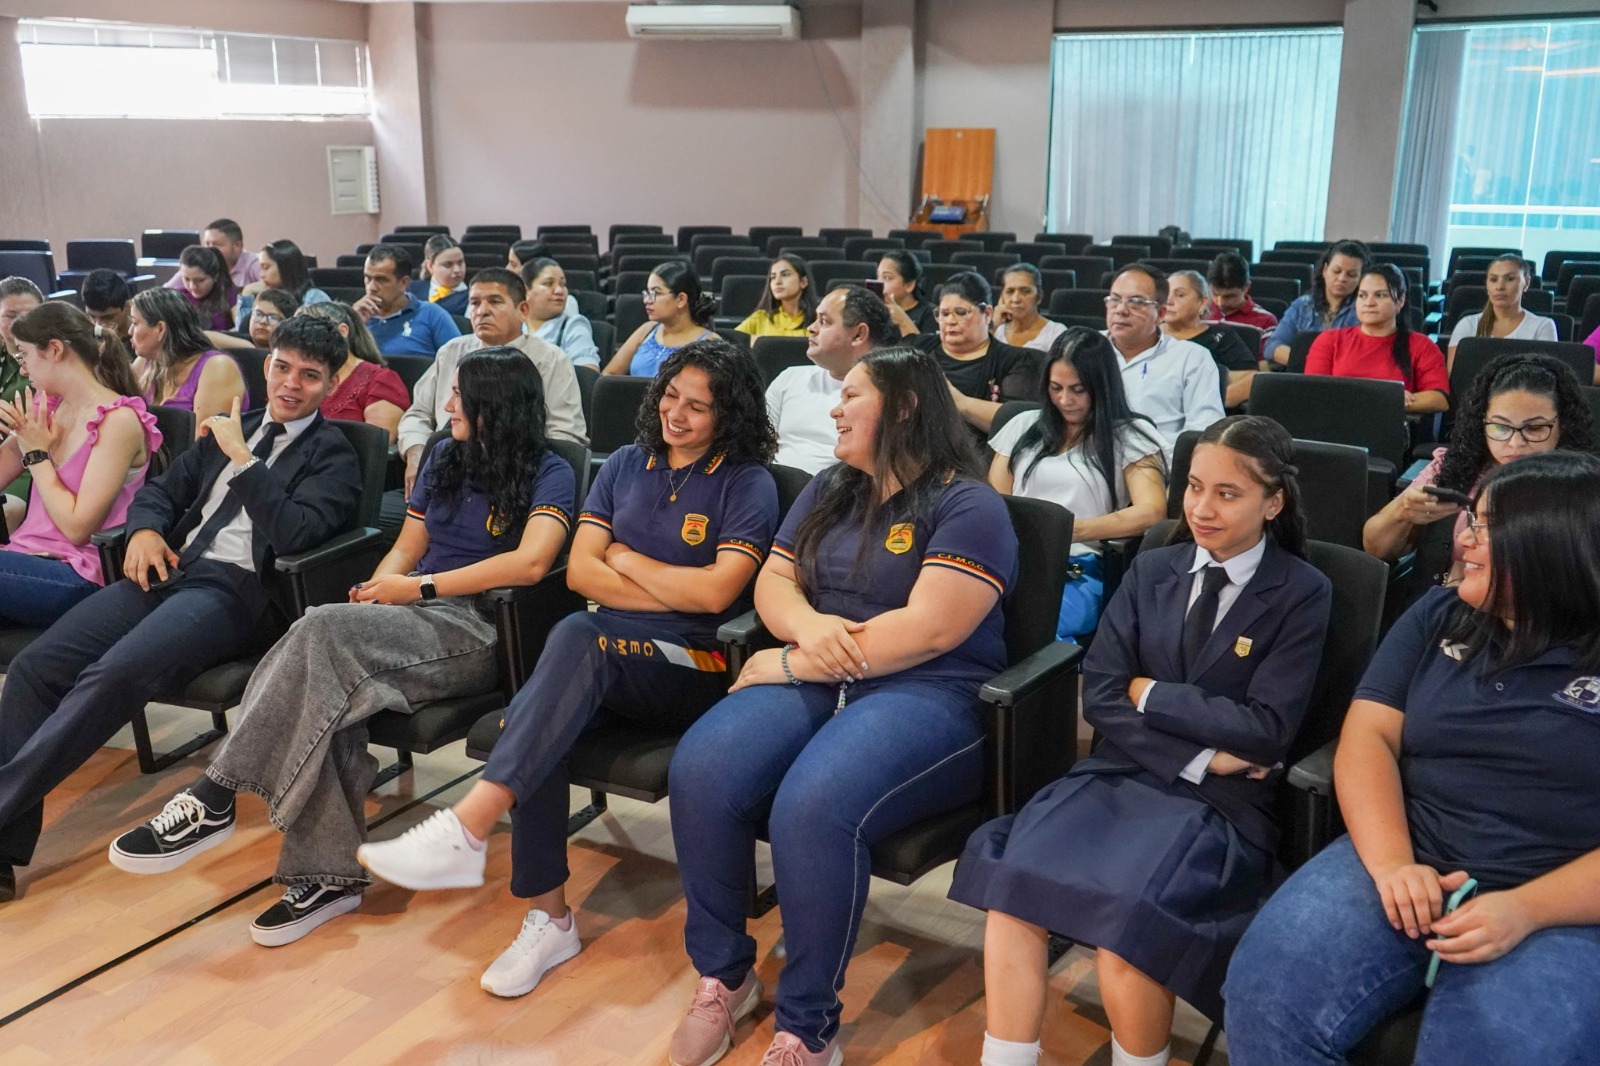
[157,349,249,413]
[176,286,235,331]
[7,395,163,584]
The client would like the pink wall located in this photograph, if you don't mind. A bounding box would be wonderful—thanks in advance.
[419,2,865,238]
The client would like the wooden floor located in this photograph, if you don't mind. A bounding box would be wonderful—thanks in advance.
[0,698,1230,1065]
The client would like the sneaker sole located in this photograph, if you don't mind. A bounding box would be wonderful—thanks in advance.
[479,936,582,998]
[667,977,763,1066]
[108,820,236,875]
[354,844,485,891]
[250,891,363,948]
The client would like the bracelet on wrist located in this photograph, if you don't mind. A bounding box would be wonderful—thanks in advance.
[780,643,804,686]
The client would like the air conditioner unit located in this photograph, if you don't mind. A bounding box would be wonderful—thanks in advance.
[625,4,801,40]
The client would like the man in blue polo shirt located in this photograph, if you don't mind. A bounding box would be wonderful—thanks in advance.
[353,244,461,357]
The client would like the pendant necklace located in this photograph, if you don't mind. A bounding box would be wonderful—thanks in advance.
[667,462,695,502]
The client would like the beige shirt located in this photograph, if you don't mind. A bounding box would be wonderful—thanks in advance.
[397,330,588,456]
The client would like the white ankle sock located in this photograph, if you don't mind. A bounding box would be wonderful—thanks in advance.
[980,1032,1041,1066]
[1110,1036,1170,1066]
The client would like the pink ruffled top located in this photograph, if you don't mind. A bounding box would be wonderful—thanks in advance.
[6,395,163,585]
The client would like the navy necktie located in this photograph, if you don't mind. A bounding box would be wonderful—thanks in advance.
[181,421,285,565]
[1181,564,1232,674]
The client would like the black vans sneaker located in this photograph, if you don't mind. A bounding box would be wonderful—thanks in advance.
[249,883,363,947]
[109,790,236,874]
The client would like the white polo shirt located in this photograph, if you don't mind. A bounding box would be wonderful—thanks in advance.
[766,365,845,474]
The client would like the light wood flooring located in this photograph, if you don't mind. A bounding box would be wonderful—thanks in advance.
[0,698,1229,1065]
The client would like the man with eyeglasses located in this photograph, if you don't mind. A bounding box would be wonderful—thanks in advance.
[1103,265,1226,451]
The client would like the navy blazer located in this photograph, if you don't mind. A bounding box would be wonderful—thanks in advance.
[407,279,468,317]
[124,410,362,614]
[1080,540,1333,852]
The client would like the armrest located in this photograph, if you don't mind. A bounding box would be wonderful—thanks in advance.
[979,640,1085,707]
[490,563,587,691]
[93,524,128,584]
[717,609,767,648]
[1099,535,1142,606]
[1287,737,1338,795]
[275,527,388,616]
[979,640,1087,815]
[91,524,127,549]
[274,527,384,573]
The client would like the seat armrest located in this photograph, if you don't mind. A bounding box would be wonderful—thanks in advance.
[489,564,588,691]
[1287,738,1338,795]
[1099,536,1142,605]
[93,524,128,583]
[979,640,1085,707]
[717,609,767,648]
[91,524,127,549]
[275,527,388,616]
[274,527,384,574]
[980,641,1086,815]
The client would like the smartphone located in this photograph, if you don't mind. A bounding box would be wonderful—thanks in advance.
[1421,484,1472,509]
[861,279,885,297]
[148,566,186,591]
[1424,876,1479,988]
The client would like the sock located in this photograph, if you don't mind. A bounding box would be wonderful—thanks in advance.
[1110,1036,1170,1066]
[981,1032,1041,1066]
[548,908,572,931]
[460,822,487,851]
[190,775,235,814]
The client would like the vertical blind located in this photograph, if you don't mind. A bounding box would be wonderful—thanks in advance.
[1047,29,1343,251]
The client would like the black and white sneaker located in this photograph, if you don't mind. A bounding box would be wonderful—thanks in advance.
[249,883,363,947]
[109,790,236,874]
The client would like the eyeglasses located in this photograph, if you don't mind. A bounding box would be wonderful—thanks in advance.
[1484,419,1556,443]
[1463,513,1491,544]
[251,311,284,325]
[1103,295,1161,311]
[641,289,672,304]
[936,306,982,321]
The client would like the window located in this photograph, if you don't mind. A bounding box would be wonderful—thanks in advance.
[1394,19,1600,266]
[17,19,370,119]
[1047,28,1343,253]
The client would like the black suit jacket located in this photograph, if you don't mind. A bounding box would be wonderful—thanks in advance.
[1080,540,1333,852]
[124,410,362,614]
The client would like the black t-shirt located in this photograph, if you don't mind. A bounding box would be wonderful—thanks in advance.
[904,299,938,335]
[929,338,1043,406]
[1182,326,1258,372]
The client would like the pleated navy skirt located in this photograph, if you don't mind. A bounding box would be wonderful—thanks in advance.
[948,764,1271,1021]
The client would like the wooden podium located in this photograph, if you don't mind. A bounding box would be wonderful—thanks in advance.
[909,128,994,238]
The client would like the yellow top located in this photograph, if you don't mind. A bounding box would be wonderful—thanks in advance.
[735,307,808,338]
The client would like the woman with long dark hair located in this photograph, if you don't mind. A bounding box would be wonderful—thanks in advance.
[1445,253,1556,367]
[952,415,1331,1066]
[357,337,779,998]
[665,347,1019,1065]
[129,287,248,434]
[406,234,468,315]
[928,271,1043,433]
[519,257,600,368]
[604,260,717,376]
[1304,264,1449,414]
[1267,238,1367,366]
[174,244,237,331]
[990,327,1167,639]
[1227,450,1600,1065]
[239,239,331,322]
[735,254,817,340]
[877,249,937,336]
[109,347,576,947]
[0,303,161,625]
[1364,353,1592,611]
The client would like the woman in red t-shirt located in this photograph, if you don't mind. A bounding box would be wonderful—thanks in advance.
[1305,264,1449,415]
[297,302,410,442]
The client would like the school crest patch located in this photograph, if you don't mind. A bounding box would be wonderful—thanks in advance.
[681,513,709,546]
[885,523,914,554]
[1555,677,1600,713]
[1234,636,1253,658]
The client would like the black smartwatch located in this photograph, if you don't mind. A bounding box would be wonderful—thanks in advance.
[21,449,50,468]
[418,575,438,600]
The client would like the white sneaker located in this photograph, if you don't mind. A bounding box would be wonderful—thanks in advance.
[480,908,582,998]
[355,809,486,890]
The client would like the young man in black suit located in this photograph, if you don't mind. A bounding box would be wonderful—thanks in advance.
[0,315,362,901]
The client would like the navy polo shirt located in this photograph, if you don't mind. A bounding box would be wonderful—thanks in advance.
[771,473,1017,687]
[408,445,576,574]
[578,445,779,638]
[1356,586,1600,890]
[366,292,462,357]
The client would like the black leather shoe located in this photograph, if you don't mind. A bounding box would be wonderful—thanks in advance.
[0,864,15,903]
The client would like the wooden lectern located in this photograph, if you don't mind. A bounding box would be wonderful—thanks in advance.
[909,128,994,238]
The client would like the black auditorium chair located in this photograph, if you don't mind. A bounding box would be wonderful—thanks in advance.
[1087,243,1149,268]
[1111,233,1173,257]
[1283,332,1318,374]
[1041,256,1115,285]
[843,236,898,261]
[1141,258,1210,275]
[573,365,600,429]
[86,419,391,773]
[225,348,270,413]
[819,227,872,248]
[1248,374,1408,511]
[587,323,615,366]
[925,240,982,264]
[385,354,433,401]
[141,230,199,261]
[750,336,812,386]
[462,463,818,835]
[719,275,769,323]
[364,438,591,783]
[677,225,733,251]
[1250,261,1314,290]
[807,260,878,294]
[1049,288,1112,318]
[971,231,1019,253]
[310,267,364,290]
[1452,337,1593,393]
[1001,241,1067,266]
[586,374,652,475]
[951,251,1022,277]
[711,257,770,292]
[748,226,802,251]
[614,294,648,345]
[574,291,608,323]
[767,236,827,257]
[609,224,664,246]
[1034,232,1094,255]
[1187,237,1254,261]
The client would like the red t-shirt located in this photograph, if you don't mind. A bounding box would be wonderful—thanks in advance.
[321,360,411,423]
[1305,327,1449,394]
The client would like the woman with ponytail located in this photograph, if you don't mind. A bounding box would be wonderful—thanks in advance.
[952,415,1332,1066]
[1305,264,1449,415]
[0,303,162,625]
[603,260,716,376]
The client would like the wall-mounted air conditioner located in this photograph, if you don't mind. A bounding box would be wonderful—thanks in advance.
[327,145,379,215]
[625,5,801,41]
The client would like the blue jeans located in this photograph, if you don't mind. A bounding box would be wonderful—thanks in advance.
[670,678,985,1051]
[1224,835,1600,1065]
[0,550,98,627]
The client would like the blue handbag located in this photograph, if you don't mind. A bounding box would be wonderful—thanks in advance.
[1055,551,1105,642]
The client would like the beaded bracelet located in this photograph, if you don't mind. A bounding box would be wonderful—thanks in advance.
[780,643,804,686]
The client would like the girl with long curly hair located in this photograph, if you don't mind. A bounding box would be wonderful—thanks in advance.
[109,347,576,946]
[357,336,780,998]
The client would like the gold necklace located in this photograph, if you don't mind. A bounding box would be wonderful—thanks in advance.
[667,462,695,502]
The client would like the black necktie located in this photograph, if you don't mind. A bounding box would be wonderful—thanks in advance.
[181,421,286,565]
[1181,564,1232,674]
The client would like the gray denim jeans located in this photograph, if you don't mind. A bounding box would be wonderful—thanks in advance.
[206,596,498,887]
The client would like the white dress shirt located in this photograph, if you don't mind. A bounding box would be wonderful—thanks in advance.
[1105,331,1227,451]
[183,412,318,570]
[1136,534,1268,783]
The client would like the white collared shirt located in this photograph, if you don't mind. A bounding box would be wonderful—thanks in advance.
[183,412,318,570]
[1137,534,1268,782]
[767,364,846,474]
[1104,330,1227,451]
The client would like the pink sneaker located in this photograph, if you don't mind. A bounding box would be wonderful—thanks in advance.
[668,972,762,1066]
[758,1031,842,1066]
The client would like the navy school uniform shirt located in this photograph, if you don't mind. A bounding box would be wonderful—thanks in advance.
[578,444,779,639]
[407,443,576,574]
[1355,585,1600,891]
[770,471,1017,688]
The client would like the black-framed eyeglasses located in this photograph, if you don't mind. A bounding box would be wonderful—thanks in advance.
[1463,513,1491,544]
[252,311,284,325]
[1484,419,1556,443]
